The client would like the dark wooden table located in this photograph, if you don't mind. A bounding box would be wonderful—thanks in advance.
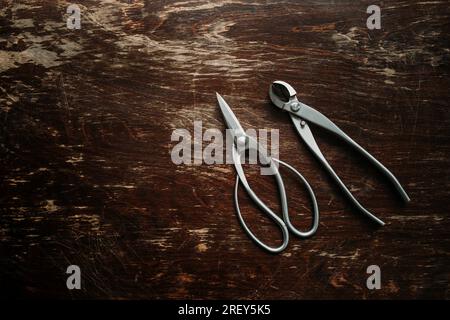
[1,0,449,299]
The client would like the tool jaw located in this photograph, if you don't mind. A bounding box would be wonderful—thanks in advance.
[269,81,301,112]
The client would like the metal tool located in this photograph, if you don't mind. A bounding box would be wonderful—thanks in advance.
[216,93,319,253]
[269,81,410,226]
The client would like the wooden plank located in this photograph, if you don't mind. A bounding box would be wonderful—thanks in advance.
[0,0,449,299]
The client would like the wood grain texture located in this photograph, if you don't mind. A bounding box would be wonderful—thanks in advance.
[0,0,449,299]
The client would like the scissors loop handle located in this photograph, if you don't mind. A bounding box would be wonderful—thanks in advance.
[233,141,289,253]
[273,158,319,238]
[233,137,319,253]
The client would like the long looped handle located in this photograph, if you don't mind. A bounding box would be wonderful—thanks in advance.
[272,158,319,238]
[234,174,289,253]
[232,137,289,253]
[232,135,320,252]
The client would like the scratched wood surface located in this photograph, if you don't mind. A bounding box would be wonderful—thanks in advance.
[1,0,449,299]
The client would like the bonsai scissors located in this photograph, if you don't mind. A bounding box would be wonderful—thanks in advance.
[216,93,319,253]
[269,81,410,226]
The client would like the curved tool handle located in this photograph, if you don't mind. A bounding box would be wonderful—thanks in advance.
[272,158,319,238]
[232,142,289,253]
[269,80,409,203]
[291,116,386,226]
[294,104,410,203]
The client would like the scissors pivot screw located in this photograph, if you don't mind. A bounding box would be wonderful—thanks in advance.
[236,136,247,148]
[290,102,300,112]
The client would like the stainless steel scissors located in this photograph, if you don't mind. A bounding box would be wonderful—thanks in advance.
[269,81,410,226]
[216,93,319,253]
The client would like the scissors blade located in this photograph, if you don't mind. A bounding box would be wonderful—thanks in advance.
[216,93,245,136]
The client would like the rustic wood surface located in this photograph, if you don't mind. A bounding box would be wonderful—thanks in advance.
[0,0,449,299]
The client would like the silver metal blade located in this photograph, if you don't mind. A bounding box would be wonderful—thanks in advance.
[216,92,245,136]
